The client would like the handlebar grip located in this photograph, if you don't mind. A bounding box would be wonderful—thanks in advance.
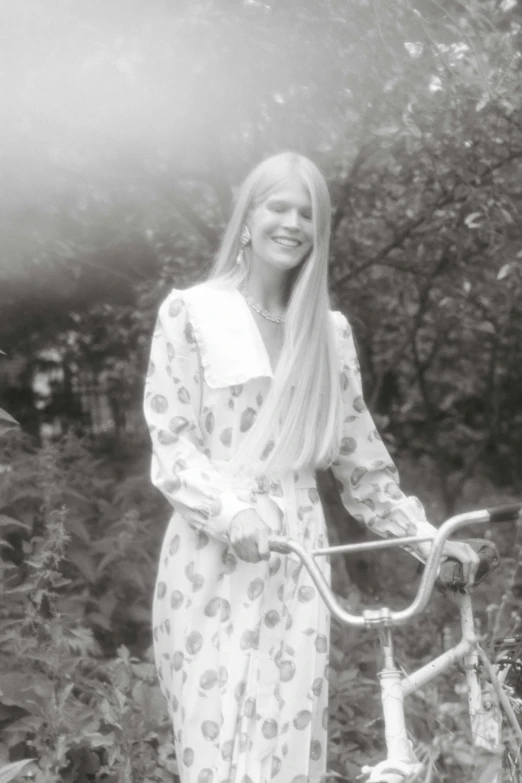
[487,504,522,523]
[437,538,500,591]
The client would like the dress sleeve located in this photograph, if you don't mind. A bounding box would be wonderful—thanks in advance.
[143,292,255,540]
[330,315,438,561]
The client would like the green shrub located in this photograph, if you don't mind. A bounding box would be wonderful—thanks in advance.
[0,423,520,781]
[0,428,176,781]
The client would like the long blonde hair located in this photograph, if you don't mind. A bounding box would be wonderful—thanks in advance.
[208,152,343,477]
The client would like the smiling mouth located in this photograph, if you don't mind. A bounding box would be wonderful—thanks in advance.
[272,237,302,248]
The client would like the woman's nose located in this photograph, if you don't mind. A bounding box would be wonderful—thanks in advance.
[282,210,300,229]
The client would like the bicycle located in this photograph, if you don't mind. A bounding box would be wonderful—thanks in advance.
[268,503,522,783]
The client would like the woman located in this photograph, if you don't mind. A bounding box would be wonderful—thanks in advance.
[144,152,478,783]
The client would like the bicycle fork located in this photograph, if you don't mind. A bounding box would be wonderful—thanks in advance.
[361,628,424,783]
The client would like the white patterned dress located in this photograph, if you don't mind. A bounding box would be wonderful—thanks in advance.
[143,281,437,783]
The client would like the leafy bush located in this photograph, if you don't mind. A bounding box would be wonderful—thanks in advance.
[0,418,520,781]
[0,427,177,781]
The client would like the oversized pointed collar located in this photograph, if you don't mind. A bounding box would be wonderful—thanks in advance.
[180,280,345,389]
[182,281,274,388]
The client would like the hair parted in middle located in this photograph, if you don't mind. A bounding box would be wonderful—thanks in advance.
[208,151,344,478]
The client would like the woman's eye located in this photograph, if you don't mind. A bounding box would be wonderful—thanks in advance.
[267,202,312,220]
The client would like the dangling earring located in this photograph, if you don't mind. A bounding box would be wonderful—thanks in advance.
[236,225,251,266]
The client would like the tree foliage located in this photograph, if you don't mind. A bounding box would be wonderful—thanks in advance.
[1,0,521,504]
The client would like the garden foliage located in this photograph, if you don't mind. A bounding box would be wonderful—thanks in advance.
[0,417,520,780]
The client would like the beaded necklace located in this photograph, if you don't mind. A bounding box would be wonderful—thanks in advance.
[239,286,287,324]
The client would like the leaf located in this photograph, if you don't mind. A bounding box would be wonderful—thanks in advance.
[496,263,512,280]
[403,117,422,138]
[337,668,360,690]
[64,515,91,543]
[67,547,97,583]
[118,563,146,590]
[372,124,400,137]
[4,584,34,596]
[464,212,482,229]
[63,626,101,656]
[87,611,113,631]
[7,489,43,505]
[0,515,31,531]
[0,758,38,783]
[0,673,52,714]
[60,487,92,506]
[58,682,75,712]
[130,662,156,681]
[404,41,423,58]
[0,409,19,428]
[125,605,153,624]
[2,715,44,739]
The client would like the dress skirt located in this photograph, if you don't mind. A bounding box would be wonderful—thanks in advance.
[152,474,331,783]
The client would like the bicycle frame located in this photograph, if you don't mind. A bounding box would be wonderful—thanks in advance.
[268,504,522,783]
[365,592,520,783]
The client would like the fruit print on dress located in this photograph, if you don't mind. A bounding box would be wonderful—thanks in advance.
[144,286,438,782]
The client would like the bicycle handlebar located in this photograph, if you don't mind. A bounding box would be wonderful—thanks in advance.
[486,503,522,523]
[268,504,522,628]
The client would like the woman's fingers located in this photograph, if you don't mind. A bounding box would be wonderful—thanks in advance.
[460,544,480,585]
[239,526,269,562]
[464,550,478,584]
[229,516,270,563]
[441,541,481,587]
[230,528,254,561]
[234,536,267,562]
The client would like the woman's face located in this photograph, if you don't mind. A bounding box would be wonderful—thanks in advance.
[247,174,314,274]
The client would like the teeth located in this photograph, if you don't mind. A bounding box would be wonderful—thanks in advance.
[273,238,300,247]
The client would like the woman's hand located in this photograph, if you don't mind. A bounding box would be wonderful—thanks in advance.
[439,540,481,588]
[229,509,271,563]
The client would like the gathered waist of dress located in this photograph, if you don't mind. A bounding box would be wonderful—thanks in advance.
[211,459,317,493]
[211,459,321,542]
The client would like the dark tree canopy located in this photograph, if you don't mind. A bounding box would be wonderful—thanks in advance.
[1,0,521,507]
